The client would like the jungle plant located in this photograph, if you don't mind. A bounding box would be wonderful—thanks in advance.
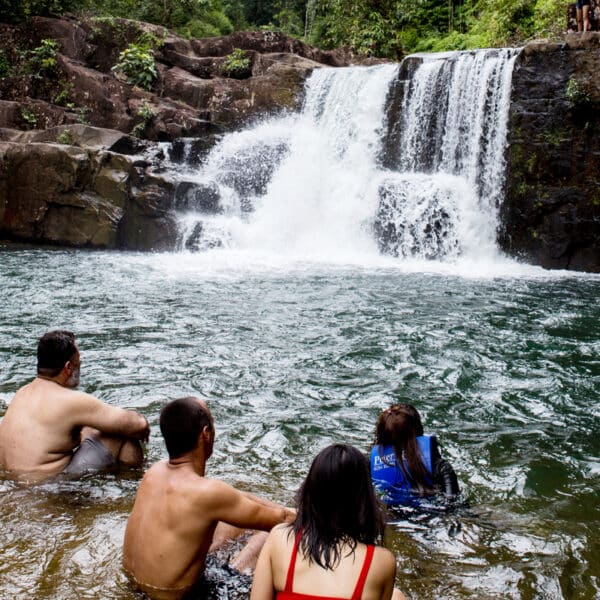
[27,38,59,78]
[76,106,91,124]
[54,81,73,106]
[21,107,38,129]
[221,48,250,76]
[131,100,155,137]
[565,77,590,108]
[0,50,12,78]
[111,43,157,90]
[57,128,74,145]
[135,30,166,51]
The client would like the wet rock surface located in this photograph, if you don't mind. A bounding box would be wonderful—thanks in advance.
[500,33,600,272]
[0,17,356,250]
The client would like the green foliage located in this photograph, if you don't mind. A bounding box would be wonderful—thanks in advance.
[76,106,90,123]
[137,99,154,120]
[57,128,74,144]
[20,107,38,128]
[0,50,12,78]
[53,80,73,105]
[136,30,166,51]
[565,77,590,108]
[27,38,60,78]
[310,0,403,57]
[131,100,154,137]
[0,0,90,23]
[111,43,157,90]
[222,47,250,75]
[0,0,581,59]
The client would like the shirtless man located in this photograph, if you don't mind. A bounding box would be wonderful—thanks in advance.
[0,330,149,481]
[122,396,294,600]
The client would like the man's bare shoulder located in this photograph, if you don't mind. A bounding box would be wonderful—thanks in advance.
[15,378,100,405]
[169,472,241,504]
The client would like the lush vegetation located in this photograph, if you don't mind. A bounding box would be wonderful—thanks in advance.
[0,0,570,55]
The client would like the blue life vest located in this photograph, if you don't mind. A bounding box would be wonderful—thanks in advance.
[370,436,434,507]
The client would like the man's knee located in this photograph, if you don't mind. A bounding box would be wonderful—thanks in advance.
[118,439,144,468]
[83,430,144,468]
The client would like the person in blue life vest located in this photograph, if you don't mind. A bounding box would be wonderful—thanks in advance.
[370,404,459,508]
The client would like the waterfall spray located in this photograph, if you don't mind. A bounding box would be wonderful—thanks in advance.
[176,49,519,265]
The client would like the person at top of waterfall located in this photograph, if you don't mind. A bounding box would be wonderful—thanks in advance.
[370,404,459,508]
[576,0,592,31]
[123,396,295,600]
[0,330,149,481]
[250,443,406,600]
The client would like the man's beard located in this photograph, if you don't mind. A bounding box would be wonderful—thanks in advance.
[65,367,80,388]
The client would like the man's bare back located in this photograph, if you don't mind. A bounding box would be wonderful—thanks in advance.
[123,397,293,600]
[0,330,149,480]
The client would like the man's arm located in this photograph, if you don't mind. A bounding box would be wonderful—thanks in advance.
[71,392,149,441]
[205,479,294,532]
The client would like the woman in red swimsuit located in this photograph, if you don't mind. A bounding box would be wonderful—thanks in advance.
[250,444,405,600]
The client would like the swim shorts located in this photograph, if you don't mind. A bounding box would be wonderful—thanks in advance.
[182,556,253,600]
[63,436,115,475]
[576,0,590,8]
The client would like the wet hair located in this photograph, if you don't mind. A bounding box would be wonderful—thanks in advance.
[374,403,432,494]
[37,330,77,377]
[292,444,385,570]
[160,397,213,459]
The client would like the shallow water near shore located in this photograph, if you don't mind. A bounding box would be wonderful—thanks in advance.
[0,246,599,599]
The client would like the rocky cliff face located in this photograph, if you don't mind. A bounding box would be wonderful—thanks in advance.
[500,33,600,272]
[0,16,357,250]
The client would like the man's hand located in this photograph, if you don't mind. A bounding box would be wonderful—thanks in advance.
[138,415,150,442]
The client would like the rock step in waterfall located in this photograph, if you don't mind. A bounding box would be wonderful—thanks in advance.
[172,48,519,262]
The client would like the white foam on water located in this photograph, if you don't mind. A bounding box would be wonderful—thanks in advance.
[162,51,598,281]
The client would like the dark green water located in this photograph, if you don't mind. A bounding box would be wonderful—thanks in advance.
[0,248,599,599]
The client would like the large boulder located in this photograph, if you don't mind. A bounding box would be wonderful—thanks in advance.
[0,140,180,250]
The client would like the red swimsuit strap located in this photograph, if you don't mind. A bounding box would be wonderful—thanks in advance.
[284,533,375,600]
[351,545,375,600]
[284,531,302,592]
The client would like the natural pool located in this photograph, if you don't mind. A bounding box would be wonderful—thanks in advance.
[0,247,599,599]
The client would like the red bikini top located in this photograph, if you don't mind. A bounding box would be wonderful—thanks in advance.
[276,533,375,600]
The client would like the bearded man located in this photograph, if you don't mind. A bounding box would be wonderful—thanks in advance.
[0,330,149,481]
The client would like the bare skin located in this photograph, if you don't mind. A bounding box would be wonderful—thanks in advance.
[577,4,591,31]
[0,350,149,481]
[251,524,407,600]
[122,400,295,600]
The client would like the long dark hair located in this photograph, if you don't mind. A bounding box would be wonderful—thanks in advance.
[375,403,432,494]
[292,444,385,570]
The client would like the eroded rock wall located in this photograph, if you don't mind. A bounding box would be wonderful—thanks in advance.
[0,17,358,250]
[0,126,177,250]
[500,34,600,272]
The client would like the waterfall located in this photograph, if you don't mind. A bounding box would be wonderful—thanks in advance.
[174,49,519,263]
[380,49,519,258]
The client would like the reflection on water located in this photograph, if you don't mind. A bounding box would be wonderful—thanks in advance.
[0,247,599,599]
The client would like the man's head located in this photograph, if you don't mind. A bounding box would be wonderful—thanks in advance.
[159,397,214,460]
[37,330,80,388]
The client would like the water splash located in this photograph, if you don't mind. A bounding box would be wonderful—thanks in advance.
[390,49,520,254]
[175,50,519,265]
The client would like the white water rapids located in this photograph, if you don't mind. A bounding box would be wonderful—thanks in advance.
[174,49,520,269]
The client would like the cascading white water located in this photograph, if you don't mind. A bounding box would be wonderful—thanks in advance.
[388,49,520,257]
[175,49,519,264]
